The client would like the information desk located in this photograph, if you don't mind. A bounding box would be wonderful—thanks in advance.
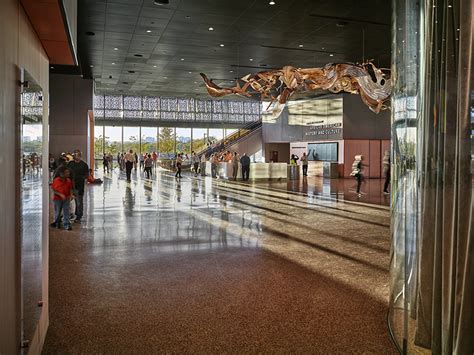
[205,162,287,180]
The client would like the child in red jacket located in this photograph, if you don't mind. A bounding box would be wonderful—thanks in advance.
[51,166,74,230]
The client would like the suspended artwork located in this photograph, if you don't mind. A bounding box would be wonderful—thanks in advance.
[200,62,391,114]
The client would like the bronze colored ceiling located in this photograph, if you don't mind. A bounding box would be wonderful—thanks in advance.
[21,0,76,65]
[77,0,391,98]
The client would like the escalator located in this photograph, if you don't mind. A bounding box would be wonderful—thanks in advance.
[197,120,262,157]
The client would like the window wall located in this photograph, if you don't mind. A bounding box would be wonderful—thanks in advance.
[123,127,139,154]
[208,128,224,144]
[175,128,191,155]
[104,126,122,156]
[192,128,207,153]
[141,127,158,154]
[94,125,240,159]
[94,125,104,159]
[159,127,175,159]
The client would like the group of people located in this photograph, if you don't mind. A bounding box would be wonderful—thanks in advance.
[49,150,89,231]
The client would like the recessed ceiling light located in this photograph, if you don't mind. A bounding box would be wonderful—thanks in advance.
[194,81,198,84]
[208,27,214,31]
[329,54,334,57]
[448,4,452,7]
[163,76,168,79]
[90,65,94,68]
[146,30,152,33]
[189,71,192,74]
[112,62,116,65]
[298,44,303,48]
[50,66,54,69]
[249,58,254,61]
[229,70,234,73]
[219,44,225,47]
[269,0,276,5]
[153,65,157,68]
[321,47,325,50]
[114,47,118,50]
[154,0,169,5]
[180,58,184,61]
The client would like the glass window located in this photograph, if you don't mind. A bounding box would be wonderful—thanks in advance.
[176,128,191,156]
[208,128,224,144]
[159,127,175,159]
[104,126,122,156]
[141,127,158,154]
[192,128,207,153]
[123,126,140,154]
[307,142,338,162]
[94,125,104,159]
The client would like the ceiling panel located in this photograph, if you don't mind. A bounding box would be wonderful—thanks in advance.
[77,0,391,99]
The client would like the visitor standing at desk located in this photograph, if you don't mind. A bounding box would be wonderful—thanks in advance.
[240,153,250,181]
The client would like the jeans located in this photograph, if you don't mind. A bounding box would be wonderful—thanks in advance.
[356,174,362,193]
[144,167,152,179]
[125,161,133,181]
[74,193,84,220]
[302,164,308,176]
[54,199,71,228]
[193,163,199,176]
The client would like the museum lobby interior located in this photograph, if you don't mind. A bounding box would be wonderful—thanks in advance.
[0,0,472,354]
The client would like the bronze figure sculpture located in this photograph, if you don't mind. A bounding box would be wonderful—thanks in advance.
[200,62,391,113]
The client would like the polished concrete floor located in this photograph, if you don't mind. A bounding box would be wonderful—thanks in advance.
[43,168,396,353]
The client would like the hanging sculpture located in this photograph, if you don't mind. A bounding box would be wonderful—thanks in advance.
[200,62,391,114]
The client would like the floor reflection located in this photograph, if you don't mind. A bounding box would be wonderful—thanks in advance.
[45,168,395,353]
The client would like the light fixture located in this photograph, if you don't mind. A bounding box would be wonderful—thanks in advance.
[249,58,254,61]
[298,44,303,48]
[208,27,214,31]
[154,0,169,5]
[448,4,452,7]
[180,58,184,61]
[219,44,225,47]
[90,65,94,68]
[114,47,118,50]
[50,66,54,69]
[163,76,168,79]
[189,71,192,74]
[329,54,334,57]
[269,1,276,5]
[229,70,233,73]
[153,65,157,68]
[146,29,152,33]
[112,62,116,65]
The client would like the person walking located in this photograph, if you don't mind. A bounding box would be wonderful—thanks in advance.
[200,153,207,176]
[290,154,299,165]
[383,151,390,194]
[350,155,364,197]
[117,152,121,170]
[152,151,158,169]
[144,153,153,179]
[67,150,89,223]
[134,152,138,170]
[103,153,110,173]
[124,149,135,182]
[50,166,74,230]
[301,152,308,176]
[211,153,219,178]
[191,151,200,177]
[240,153,251,181]
[232,152,239,181]
[175,154,183,179]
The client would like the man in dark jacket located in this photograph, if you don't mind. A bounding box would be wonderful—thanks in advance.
[67,150,89,223]
[240,153,251,181]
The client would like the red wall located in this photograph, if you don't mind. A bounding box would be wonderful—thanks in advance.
[343,139,390,178]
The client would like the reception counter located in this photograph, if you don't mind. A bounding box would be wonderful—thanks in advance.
[205,161,287,180]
